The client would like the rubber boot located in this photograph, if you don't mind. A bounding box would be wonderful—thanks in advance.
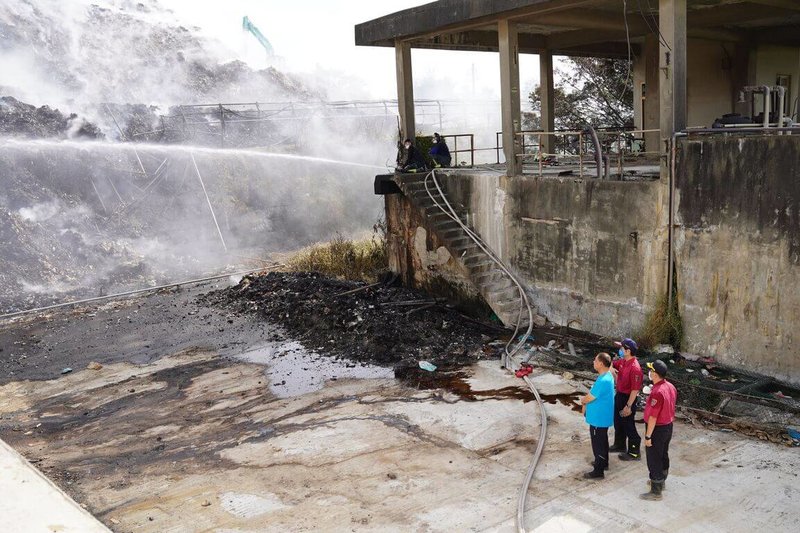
[619,441,641,461]
[608,435,626,453]
[640,480,664,501]
[648,470,667,490]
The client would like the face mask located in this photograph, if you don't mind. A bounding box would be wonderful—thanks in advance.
[618,348,625,358]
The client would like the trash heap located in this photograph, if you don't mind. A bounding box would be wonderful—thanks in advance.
[205,271,502,369]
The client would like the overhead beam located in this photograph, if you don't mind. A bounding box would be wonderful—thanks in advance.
[688,3,799,27]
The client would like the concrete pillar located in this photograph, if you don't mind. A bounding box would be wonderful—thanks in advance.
[643,34,660,153]
[539,50,555,155]
[395,41,415,140]
[498,19,522,176]
[659,0,687,144]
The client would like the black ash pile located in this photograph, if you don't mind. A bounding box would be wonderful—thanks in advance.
[205,271,503,369]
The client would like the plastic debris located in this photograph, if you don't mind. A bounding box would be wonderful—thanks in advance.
[700,369,710,377]
[87,361,103,370]
[515,365,533,378]
[418,361,437,372]
[773,391,793,400]
[60,367,72,375]
[562,371,574,380]
[787,428,800,445]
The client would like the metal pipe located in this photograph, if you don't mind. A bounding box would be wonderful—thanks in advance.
[0,267,276,321]
[586,126,603,179]
[763,86,771,129]
[776,86,786,130]
[668,132,688,309]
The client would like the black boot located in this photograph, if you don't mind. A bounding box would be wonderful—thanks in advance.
[590,461,609,471]
[619,441,641,461]
[640,479,664,500]
[583,469,604,479]
[609,436,626,453]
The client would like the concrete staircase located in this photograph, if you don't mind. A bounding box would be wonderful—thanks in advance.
[394,173,542,328]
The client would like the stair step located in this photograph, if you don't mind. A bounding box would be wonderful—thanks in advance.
[439,227,465,238]
[485,278,514,293]
[473,268,505,283]
[486,286,519,303]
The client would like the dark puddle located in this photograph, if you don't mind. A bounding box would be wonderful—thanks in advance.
[236,341,393,398]
[395,367,583,411]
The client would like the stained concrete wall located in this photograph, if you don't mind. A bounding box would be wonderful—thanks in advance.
[385,172,667,338]
[674,135,800,384]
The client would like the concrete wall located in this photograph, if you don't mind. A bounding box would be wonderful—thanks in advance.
[687,39,735,128]
[674,135,800,385]
[754,45,800,119]
[386,172,668,338]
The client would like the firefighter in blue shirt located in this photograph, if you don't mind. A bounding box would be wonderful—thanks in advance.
[581,352,615,479]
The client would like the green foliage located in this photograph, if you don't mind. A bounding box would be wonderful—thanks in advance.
[415,134,434,167]
[636,291,684,351]
[525,57,634,131]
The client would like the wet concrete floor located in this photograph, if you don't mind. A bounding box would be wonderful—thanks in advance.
[1,283,799,532]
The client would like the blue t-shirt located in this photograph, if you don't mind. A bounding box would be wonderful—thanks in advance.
[585,372,614,428]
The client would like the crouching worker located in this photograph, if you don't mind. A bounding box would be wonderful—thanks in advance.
[395,138,427,173]
[581,352,614,479]
[429,132,451,168]
[640,359,677,501]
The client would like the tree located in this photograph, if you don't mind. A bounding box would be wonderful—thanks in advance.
[525,57,633,132]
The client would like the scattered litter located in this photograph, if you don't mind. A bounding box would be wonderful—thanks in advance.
[562,371,574,380]
[773,391,793,400]
[60,367,72,375]
[654,344,675,354]
[110,518,121,525]
[546,340,556,350]
[686,369,695,373]
[700,369,710,377]
[517,333,534,343]
[515,365,533,378]
[201,500,211,507]
[418,361,437,372]
[87,361,102,370]
[787,428,800,445]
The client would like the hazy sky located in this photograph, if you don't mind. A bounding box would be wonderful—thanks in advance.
[160,0,543,103]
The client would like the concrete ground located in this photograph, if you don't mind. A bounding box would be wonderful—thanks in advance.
[1,339,798,532]
[0,438,109,532]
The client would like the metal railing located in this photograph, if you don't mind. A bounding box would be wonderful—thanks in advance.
[440,133,474,167]
[505,128,661,178]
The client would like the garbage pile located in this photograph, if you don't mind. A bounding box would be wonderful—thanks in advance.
[0,97,103,140]
[204,271,502,369]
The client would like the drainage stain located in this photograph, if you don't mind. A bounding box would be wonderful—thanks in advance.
[395,367,583,411]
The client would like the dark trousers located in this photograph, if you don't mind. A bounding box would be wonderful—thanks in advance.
[590,425,609,471]
[432,154,451,167]
[646,423,673,481]
[613,392,640,452]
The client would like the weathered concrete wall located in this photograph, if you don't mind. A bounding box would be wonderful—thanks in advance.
[386,172,667,337]
[675,135,800,384]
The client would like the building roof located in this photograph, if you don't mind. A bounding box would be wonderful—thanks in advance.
[355,0,800,57]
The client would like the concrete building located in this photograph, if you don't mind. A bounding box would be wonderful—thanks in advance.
[358,1,800,385]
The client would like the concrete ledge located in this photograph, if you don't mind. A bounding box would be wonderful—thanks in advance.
[0,438,110,533]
